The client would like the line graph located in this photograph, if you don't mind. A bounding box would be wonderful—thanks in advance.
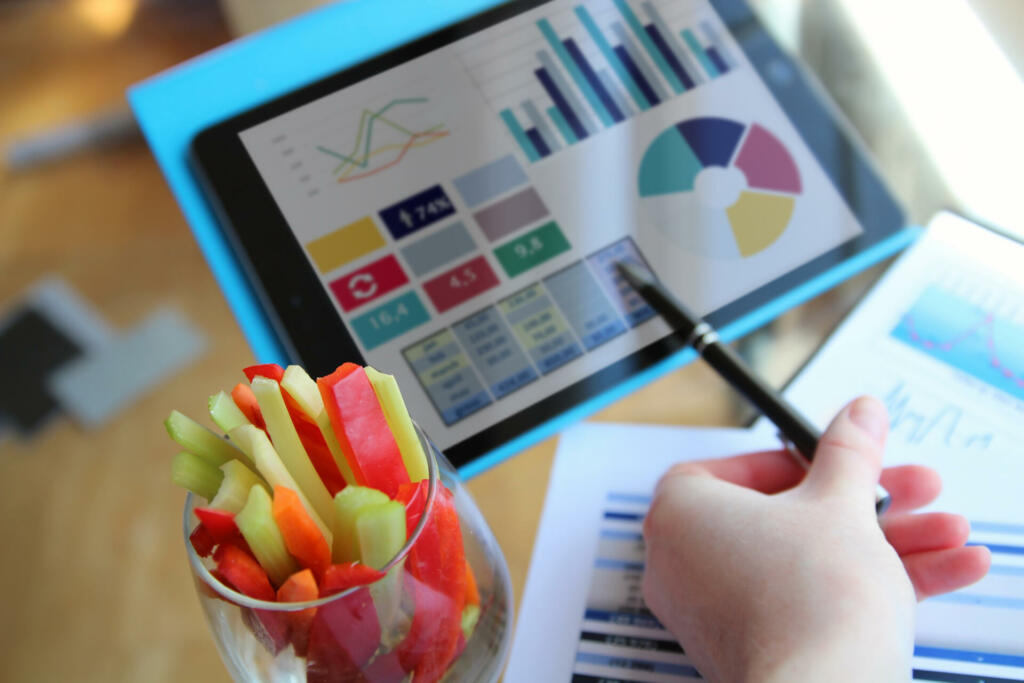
[316,97,450,184]
[891,286,1024,401]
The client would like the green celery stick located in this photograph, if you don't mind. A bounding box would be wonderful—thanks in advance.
[209,459,268,514]
[250,376,335,526]
[357,501,408,644]
[165,409,242,467]
[230,424,334,549]
[236,484,298,587]
[208,391,250,439]
[365,367,429,482]
[281,365,357,486]
[171,451,223,500]
[331,486,388,564]
[461,603,481,642]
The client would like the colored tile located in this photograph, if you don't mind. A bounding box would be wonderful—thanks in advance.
[349,291,430,350]
[403,329,492,425]
[544,261,627,350]
[422,255,500,313]
[305,216,386,274]
[329,254,409,312]
[379,184,456,240]
[400,221,476,277]
[586,237,656,327]
[497,283,582,374]
[453,155,530,208]
[473,187,549,243]
[452,307,538,399]
[493,220,571,278]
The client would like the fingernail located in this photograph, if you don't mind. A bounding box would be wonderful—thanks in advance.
[849,397,887,444]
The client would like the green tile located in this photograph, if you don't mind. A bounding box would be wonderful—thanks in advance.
[494,221,571,278]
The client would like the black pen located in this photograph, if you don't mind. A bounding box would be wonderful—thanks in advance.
[615,260,891,515]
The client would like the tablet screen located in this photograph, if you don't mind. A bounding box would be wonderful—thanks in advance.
[234,0,866,453]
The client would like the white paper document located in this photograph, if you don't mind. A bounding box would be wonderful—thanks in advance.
[506,213,1024,682]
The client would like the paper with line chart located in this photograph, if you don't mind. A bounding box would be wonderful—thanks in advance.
[238,0,863,450]
[767,212,1024,680]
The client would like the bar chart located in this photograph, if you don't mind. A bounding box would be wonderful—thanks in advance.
[456,0,736,162]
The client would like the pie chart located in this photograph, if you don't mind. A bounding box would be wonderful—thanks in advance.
[637,117,802,258]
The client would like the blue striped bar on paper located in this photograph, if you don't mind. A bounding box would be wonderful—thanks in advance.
[612,45,660,106]
[612,0,684,93]
[537,19,615,127]
[642,1,703,84]
[706,47,729,74]
[596,69,634,118]
[700,19,734,68]
[522,99,561,152]
[547,106,578,145]
[524,127,551,157]
[610,21,669,101]
[682,28,720,77]
[644,23,695,89]
[576,652,699,678]
[915,645,1024,668]
[499,108,540,162]
[574,5,651,110]
[971,521,1024,535]
[452,155,528,208]
[563,38,625,123]
[537,50,596,136]
[931,592,1024,610]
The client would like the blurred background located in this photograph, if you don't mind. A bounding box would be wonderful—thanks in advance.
[0,0,1020,680]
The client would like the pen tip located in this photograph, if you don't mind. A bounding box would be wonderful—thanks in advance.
[615,260,654,289]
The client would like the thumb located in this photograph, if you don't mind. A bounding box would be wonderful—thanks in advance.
[802,396,888,503]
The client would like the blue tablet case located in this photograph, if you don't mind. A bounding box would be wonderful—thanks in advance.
[127,0,919,479]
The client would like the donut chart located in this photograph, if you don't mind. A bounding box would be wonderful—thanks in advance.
[637,117,802,257]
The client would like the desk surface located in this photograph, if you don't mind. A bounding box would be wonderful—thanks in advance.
[0,1,928,680]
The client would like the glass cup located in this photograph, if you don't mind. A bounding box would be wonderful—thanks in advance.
[183,426,513,682]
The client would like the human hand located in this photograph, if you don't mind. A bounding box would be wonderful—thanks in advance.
[641,396,990,683]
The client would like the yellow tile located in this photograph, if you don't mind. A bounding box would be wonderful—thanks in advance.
[305,216,386,273]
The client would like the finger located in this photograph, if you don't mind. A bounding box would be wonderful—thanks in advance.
[902,546,992,600]
[657,449,805,495]
[878,465,942,514]
[883,512,970,556]
[802,396,888,503]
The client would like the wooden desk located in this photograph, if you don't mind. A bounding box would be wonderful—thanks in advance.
[0,3,862,679]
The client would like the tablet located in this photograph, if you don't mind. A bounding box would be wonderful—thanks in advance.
[190,0,905,470]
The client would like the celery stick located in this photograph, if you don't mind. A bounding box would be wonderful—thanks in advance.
[209,459,268,514]
[250,376,335,526]
[365,367,428,482]
[165,410,243,467]
[356,501,407,644]
[208,391,250,438]
[230,424,334,549]
[461,603,481,642]
[281,365,357,486]
[331,486,388,564]
[171,451,223,500]
[236,484,298,587]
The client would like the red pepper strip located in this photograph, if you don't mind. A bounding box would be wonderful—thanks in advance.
[395,485,466,681]
[231,383,266,431]
[277,568,319,657]
[214,543,290,654]
[247,365,348,495]
[318,365,409,498]
[189,524,216,558]
[194,507,239,543]
[243,363,285,383]
[396,480,429,537]
[286,399,347,496]
[306,563,384,682]
[271,486,331,582]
